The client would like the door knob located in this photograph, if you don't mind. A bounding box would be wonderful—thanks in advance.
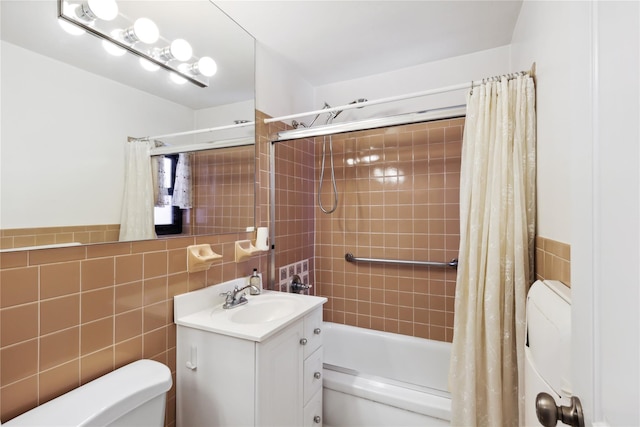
[536,392,585,427]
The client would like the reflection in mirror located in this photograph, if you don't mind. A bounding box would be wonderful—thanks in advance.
[0,1,256,251]
[152,144,255,236]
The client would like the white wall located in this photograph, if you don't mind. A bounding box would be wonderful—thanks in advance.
[255,43,315,119]
[510,1,589,245]
[1,41,194,228]
[256,43,511,127]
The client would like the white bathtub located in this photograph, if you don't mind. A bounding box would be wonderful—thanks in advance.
[322,322,452,427]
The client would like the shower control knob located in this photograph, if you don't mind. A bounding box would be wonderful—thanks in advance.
[313,415,321,424]
[300,338,308,345]
[535,392,585,427]
[314,328,322,335]
[314,371,321,379]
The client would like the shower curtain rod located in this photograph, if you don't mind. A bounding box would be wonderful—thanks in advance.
[129,120,255,142]
[264,64,535,125]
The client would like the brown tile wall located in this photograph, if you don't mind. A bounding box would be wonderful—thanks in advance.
[0,225,121,250]
[273,137,316,279]
[313,118,463,342]
[191,145,255,235]
[535,236,571,287]
[0,110,272,425]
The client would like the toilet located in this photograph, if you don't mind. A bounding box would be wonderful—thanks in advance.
[524,279,572,426]
[2,360,172,427]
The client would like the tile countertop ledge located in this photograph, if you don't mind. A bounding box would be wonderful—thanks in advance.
[174,277,327,342]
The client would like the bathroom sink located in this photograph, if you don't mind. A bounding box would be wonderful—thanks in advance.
[174,278,327,342]
[229,297,299,324]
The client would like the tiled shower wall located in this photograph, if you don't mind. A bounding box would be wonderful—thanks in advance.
[272,118,463,341]
[314,119,464,342]
[273,137,316,287]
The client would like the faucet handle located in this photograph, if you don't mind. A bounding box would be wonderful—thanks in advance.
[219,290,235,304]
[290,275,311,293]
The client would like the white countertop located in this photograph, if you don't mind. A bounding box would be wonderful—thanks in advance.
[174,277,326,342]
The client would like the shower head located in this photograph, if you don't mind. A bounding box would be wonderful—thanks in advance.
[333,98,368,119]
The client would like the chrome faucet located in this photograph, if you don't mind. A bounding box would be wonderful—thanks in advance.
[220,284,261,309]
[238,283,261,296]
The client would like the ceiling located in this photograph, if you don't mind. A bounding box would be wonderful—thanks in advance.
[216,0,524,86]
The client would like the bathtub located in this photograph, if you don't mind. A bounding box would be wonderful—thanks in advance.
[322,322,452,427]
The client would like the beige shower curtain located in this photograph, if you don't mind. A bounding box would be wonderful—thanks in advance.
[449,75,536,426]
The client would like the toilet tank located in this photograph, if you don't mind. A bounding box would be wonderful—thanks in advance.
[4,360,172,427]
[524,280,572,426]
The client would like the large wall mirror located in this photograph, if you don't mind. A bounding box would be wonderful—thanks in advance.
[0,1,256,251]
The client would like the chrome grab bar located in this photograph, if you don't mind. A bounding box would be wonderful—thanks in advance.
[344,253,458,269]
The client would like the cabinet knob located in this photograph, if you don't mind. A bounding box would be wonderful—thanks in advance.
[313,328,322,335]
[313,415,322,424]
[300,338,308,345]
[314,371,321,379]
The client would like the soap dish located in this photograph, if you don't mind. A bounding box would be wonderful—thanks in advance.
[234,239,267,263]
[187,244,222,273]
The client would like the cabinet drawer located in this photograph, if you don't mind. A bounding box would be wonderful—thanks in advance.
[303,346,323,405]
[303,388,323,427]
[303,308,323,358]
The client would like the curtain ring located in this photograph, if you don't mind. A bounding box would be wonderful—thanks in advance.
[470,80,474,95]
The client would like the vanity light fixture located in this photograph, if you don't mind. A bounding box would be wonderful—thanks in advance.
[57,0,216,88]
[156,39,193,62]
[59,2,85,35]
[187,57,218,77]
[76,0,118,22]
[139,57,160,72]
[169,72,188,85]
[102,30,126,56]
[122,18,160,44]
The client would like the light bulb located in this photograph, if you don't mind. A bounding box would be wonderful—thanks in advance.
[139,57,160,72]
[123,18,159,44]
[169,72,187,85]
[169,39,192,61]
[78,0,118,21]
[59,2,85,35]
[194,57,217,77]
[102,30,126,56]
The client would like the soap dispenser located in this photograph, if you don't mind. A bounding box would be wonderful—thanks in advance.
[249,268,261,295]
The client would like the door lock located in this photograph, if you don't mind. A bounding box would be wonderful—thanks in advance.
[535,392,585,427]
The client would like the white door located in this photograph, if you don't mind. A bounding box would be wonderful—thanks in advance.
[569,1,640,427]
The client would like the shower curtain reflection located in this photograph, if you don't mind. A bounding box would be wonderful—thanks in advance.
[119,139,157,241]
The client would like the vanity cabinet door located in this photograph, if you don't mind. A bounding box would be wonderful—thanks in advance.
[256,322,304,426]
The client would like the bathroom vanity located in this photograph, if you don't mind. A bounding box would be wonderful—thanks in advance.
[174,278,326,427]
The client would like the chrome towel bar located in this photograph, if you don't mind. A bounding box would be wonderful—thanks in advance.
[344,253,458,269]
